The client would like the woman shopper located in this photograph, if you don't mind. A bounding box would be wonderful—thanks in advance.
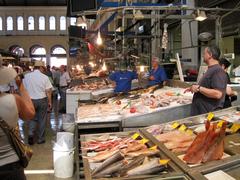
[0,59,35,180]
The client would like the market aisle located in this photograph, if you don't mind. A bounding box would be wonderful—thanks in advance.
[24,97,76,180]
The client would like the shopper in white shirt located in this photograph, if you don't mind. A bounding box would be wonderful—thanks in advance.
[23,61,53,145]
[59,65,71,113]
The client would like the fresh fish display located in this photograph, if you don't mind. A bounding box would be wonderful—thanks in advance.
[82,132,170,178]
[69,79,114,91]
[76,86,193,122]
[183,121,226,164]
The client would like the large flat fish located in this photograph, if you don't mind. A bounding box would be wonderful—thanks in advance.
[87,149,119,163]
[121,141,147,154]
[126,149,160,157]
[155,130,195,143]
[92,151,124,175]
[126,158,165,176]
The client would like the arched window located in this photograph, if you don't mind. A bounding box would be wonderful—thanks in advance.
[7,16,13,31]
[39,16,45,30]
[17,16,24,31]
[28,16,34,30]
[30,45,47,64]
[49,16,56,30]
[50,45,67,67]
[70,17,76,26]
[9,45,24,56]
[0,17,2,31]
[60,16,66,30]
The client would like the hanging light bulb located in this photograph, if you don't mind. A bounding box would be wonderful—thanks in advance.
[89,61,94,68]
[76,64,81,70]
[102,61,107,71]
[96,31,103,45]
[140,65,145,72]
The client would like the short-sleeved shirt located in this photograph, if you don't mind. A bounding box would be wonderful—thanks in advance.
[23,69,53,100]
[191,64,227,116]
[59,71,71,87]
[148,66,168,86]
[109,70,138,93]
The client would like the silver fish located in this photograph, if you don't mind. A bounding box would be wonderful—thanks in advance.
[126,159,166,176]
[92,151,124,175]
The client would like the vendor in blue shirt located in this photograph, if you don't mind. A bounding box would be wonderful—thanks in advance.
[148,57,168,86]
[109,66,138,93]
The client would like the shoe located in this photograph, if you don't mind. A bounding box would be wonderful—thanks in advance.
[37,140,46,144]
[28,136,34,145]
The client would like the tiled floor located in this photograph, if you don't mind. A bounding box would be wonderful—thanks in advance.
[22,97,77,180]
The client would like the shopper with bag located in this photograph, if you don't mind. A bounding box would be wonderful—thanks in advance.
[0,58,35,180]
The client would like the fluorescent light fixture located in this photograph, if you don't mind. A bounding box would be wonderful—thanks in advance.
[96,31,103,45]
[195,10,207,21]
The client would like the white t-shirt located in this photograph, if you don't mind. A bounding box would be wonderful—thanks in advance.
[23,69,53,99]
[59,71,71,87]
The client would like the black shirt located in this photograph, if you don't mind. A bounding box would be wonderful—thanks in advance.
[191,64,227,116]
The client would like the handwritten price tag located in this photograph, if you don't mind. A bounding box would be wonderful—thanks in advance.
[186,129,193,135]
[159,159,170,165]
[207,112,214,121]
[140,138,149,144]
[217,120,225,128]
[131,133,140,140]
[149,145,157,150]
[172,122,180,129]
[178,124,187,132]
[230,124,240,133]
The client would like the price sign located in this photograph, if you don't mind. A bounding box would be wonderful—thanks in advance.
[140,138,149,144]
[172,122,180,129]
[131,133,140,140]
[230,124,240,133]
[178,124,187,132]
[207,112,214,121]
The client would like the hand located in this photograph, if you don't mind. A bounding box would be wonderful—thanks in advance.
[48,103,52,111]
[190,84,200,93]
[149,75,155,81]
[184,87,191,93]
[15,76,22,88]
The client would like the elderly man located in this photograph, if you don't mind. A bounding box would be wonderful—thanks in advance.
[186,45,228,116]
[148,56,168,87]
[59,65,71,113]
[23,61,52,145]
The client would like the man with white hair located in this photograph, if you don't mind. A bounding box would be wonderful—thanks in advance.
[23,60,52,145]
[148,56,168,87]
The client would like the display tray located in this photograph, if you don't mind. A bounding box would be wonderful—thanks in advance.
[140,106,240,173]
[200,155,240,180]
[80,131,184,180]
[224,133,240,155]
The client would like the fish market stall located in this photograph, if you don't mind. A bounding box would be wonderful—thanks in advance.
[75,80,193,131]
[78,131,187,180]
[66,77,114,114]
[140,106,240,179]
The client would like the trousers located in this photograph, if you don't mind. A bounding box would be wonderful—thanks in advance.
[28,97,48,142]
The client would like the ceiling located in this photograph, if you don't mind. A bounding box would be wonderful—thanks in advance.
[0,0,67,6]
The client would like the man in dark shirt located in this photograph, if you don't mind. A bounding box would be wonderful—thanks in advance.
[219,58,237,108]
[185,45,228,116]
